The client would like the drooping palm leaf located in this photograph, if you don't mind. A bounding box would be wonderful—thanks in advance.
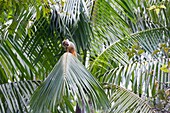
[0,37,39,83]
[72,13,93,53]
[0,80,40,113]
[0,1,58,81]
[51,0,93,30]
[30,52,109,113]
[103,83,154,113]
[89,27,170,78]
[130,27,170,56]
[0,0,52,41]
[1,0,170,113]
[21,17,63,78]
[110,0,169,32]
[91,0,130,53]
[90,0,170,55]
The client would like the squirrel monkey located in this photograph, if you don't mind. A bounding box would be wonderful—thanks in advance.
[62,39,91,113]
[62,39,77,57]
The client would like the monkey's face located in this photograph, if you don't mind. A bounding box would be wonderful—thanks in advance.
[62,39,70,47]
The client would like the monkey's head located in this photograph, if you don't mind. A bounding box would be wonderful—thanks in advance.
[62,39,70,48]
[62,39,77,56]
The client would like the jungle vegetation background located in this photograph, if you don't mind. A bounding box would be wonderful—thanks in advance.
[0,0,170,112]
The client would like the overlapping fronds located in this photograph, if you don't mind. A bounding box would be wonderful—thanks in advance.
[90,27,170,78]
[91,0,130,50]
[0,80,40,113]
[103,58,170,96]
[51,0,93,27]
[21,17,63,77]
[0,37,39,83]
[50,0,94,52]
[0,0,60,81]
[90,0,170,54]
[0,0,52,41]
[0,0,170,113]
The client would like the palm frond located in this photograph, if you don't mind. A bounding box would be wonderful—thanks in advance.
[104,83,154,113]
[72,13,93,52]
[1,15,63,81]
[102,58,170,97]
[89,0,170,55]
[0,1,59,81]
[0,37,39,83]
[91,0,130,48]
[30,52,109,113]
[0,0,52,41]
[21,17,63,78]
[51,0,93,29]
[130,27,170,55]
[0,80,40,113]
[111,0,169,32]
[89,27,170,78]
[50,0,94,53]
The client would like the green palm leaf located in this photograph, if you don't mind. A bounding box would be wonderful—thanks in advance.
[0,80,40,113]
[102,58,170,96]
[104,83,154,113]
[21,17,63,76]
[50,0,94,53]
[90,27,170,78]
[30,52,109,113]
[90,0,170,54]
[0,37,39,83]
[0,1,59,81]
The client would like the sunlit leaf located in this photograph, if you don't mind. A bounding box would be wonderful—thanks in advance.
[137,49,145,55]
[148,5,156,10]
[152,50,160,56]
[159,5,166,9]
[160,64,170,73]
[155,8,160,15]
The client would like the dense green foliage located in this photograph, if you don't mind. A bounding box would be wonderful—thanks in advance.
[0,0,170,112]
